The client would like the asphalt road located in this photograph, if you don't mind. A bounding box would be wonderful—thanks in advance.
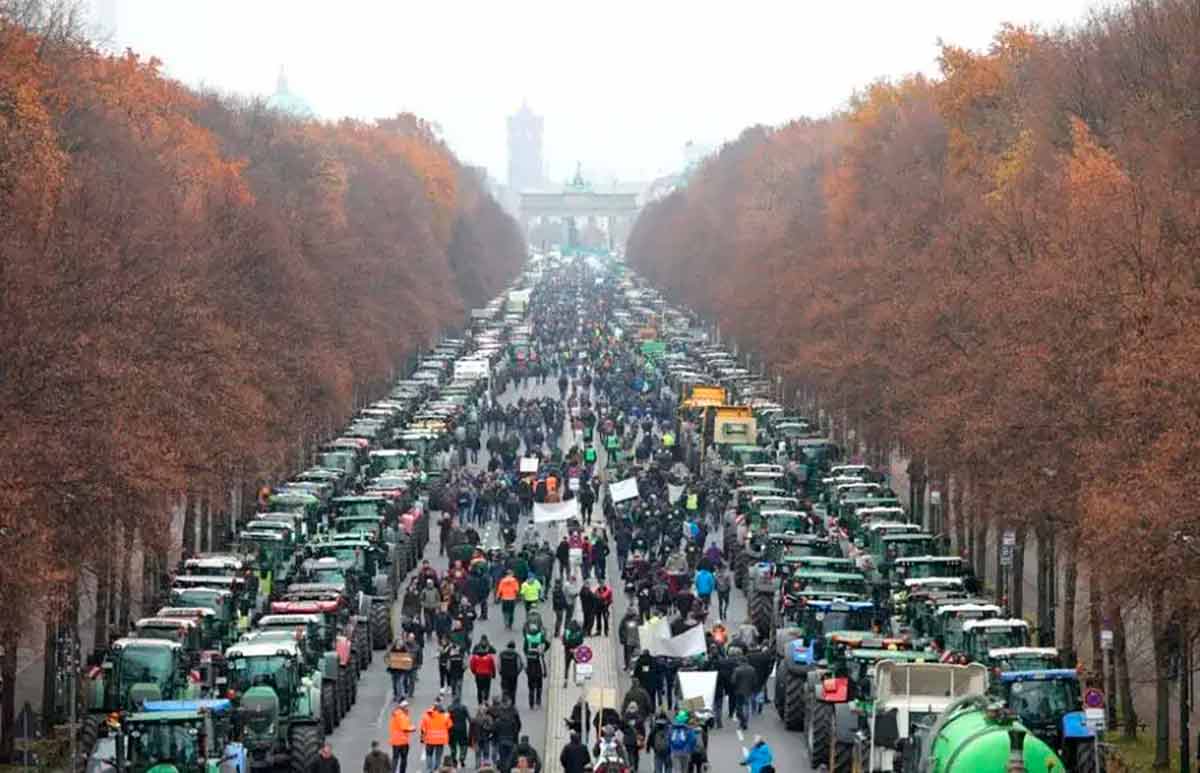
[329,366,817,772]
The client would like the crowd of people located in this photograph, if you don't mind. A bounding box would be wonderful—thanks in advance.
[339,263,777,773]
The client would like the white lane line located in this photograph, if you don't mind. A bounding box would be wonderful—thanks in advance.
[374,689,392,727]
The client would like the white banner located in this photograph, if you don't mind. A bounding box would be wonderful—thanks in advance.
[638,620,706,658]
[668,484,684,503]
[610,477,640,503]
[677,671,718,711]
[533,499,579,524]
[519,457,539,473]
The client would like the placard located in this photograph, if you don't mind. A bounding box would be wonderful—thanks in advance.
[610,477,640,503]
[519,457,539,473]
[533,499,579,523]
[668,484,684,503]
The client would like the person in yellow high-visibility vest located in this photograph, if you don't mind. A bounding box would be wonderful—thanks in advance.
[662,431,675,448]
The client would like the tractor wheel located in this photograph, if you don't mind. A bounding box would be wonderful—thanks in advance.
[832,740,854,773]
[289,723,324,773]
[348,666,358,705]
[76,714,102,772]
[1073,740,1104,773]
[784,666,807,731]
[734,553,751,589]
[321,681,336,733]
[338,666,352,715]
[353,625,371,669]
[774,667,788,722]
[750,592,773,640]
[808,700,833,768]
[370,602,391,649]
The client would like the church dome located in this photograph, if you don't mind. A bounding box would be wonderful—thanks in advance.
[266,67,315,119]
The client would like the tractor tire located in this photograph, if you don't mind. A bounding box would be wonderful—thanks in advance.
[1073,740,1104,773]
[808,700,833,769]
[353,625,371,669]
[370,602,391,650]
[734,553,751,589]
[749,592,773,640]
[289,723,324,773]
[321,681,336,733]
[781,666,807,731]
[338,666,352,715]
[832,740,854,773]
[76,714,102,772]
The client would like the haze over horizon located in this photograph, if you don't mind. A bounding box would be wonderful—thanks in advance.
[96,0,1100,184]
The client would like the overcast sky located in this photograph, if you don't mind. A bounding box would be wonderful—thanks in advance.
[97,0,1101,184]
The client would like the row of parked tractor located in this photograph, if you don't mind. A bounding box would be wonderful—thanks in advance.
[635,324,1096,772]
[79,290,527,773]
[702,406,1104,773]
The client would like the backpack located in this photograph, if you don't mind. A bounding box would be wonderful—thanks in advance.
[716,572,732,592]
[668,726,691,754]
[653,728,669,756]
[565,627,584,648]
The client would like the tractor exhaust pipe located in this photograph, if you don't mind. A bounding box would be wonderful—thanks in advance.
[1005,727,1027,773]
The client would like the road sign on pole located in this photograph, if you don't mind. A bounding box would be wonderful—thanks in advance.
[1003,529,1017,547]
[1084,688,1105,709]
[574,645,593,664]
[1085,707,1107,733]
[1000,545,1014,567]
[1100,630,1113,650]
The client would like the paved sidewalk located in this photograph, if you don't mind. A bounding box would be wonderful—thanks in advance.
[544,626,620,773]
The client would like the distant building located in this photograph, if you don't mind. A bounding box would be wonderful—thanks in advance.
[507,101,545,194]
[266,67,315,119]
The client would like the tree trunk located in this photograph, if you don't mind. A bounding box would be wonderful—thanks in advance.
[1061,538,1077,667]
[41,618,57,734]
[117,529,134,632]
[1151,592,1170,767]
[181,493,195,556]
[1114,601,1137,738]
[1011,526,1026,620]
[92,558,111,655]
[1,630,17,761]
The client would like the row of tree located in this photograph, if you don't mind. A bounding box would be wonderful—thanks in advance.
[0,3,522,749]
[629,0,1200,765]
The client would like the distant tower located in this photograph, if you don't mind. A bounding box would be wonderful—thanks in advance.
[507,101,544,193]
[266,66,316,119]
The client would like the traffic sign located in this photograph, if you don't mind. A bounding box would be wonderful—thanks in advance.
[1100,630,1113,650]
[1000,546,1014,567]
[575,662,594,682]
[1003,530,1017,547]
[1084,688,1105,709]
[574,645,593,664]
[1085,707,1107,733]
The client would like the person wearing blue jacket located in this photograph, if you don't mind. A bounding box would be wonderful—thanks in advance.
[693,567,715,604]
[740,735,773,773]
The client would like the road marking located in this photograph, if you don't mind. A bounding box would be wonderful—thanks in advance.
[374,688,392,728]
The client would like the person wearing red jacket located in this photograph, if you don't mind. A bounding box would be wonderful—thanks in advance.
[593,581,614,636]
[469,641,497,704]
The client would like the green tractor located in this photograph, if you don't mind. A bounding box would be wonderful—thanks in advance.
[80,639,200,769]
[774,600,877,731]
[802,632,923,769]
[270,588,366,693]
[308,537,394,648]
[224,639,324,772]
[118,698,245,773]
[294,556,388,659]
[236,529,297,601]
[169,577,249,648]
[238,621,344,735]
[960,618,1032,665]
[988,647,1062,673]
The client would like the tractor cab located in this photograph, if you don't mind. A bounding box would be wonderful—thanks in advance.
[184,556,245,579]
[154,608,222,652]
[168,586,237,647]
[87,639,196,716]
[332,515,385,542]
[223,640,323,768]
[773,537,841,571]
[998,669,1096,769]
[265,492,322,533]
[761,510,814,543]
[961,618,1031,663]
[780,599,878,655]
[134,617,204,653]
[122,698,243,773]
[989,647,1062,673]
[892,555,965,584]
[788,569,869,598]
[251,512,306,541]
[935,603,1004,651]
[735,485,787,513]
[298,558,359,597]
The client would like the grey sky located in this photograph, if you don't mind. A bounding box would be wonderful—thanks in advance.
[99,0,1100,184]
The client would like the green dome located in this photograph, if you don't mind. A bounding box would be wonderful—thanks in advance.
[266,68,315,119]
